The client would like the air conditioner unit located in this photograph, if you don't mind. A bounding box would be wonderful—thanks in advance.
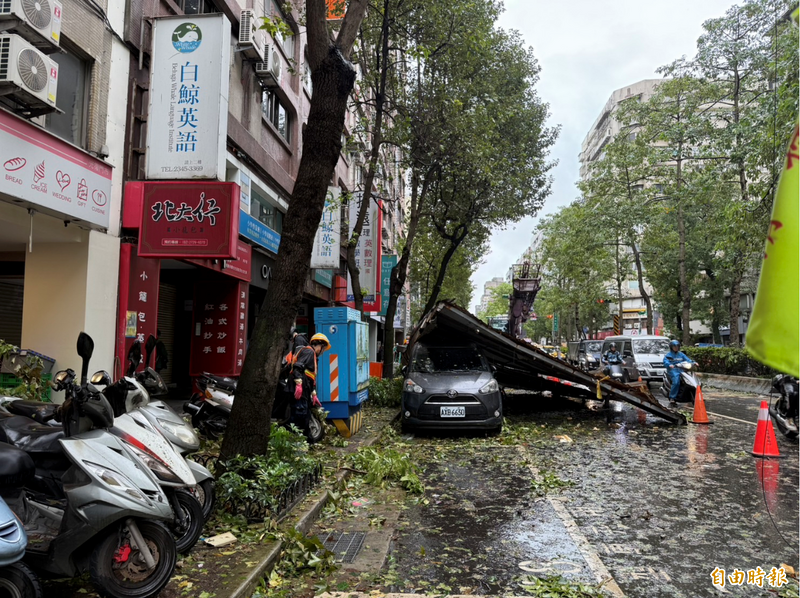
[254,44,281,87]
[239,9,265,61]
[0,0,61,52]
[0,33,58,113]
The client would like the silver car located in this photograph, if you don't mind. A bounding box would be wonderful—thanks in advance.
[401,343,503,432]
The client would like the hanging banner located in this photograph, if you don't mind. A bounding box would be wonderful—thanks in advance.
[310,186,341,268]
[380,255,398,316]
[138,181,239,258]
[346,193,381,310]
[145,14,231,180]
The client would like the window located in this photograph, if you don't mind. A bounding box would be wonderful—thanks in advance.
[45,46,89,147]
[179,0,218,14]
[628,280,639,290]
[628,132,637,141]
[262,90,290,142]
[631,184,644,193]
[250,188,283,234]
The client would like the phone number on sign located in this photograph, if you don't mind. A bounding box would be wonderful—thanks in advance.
[160,165,205,173]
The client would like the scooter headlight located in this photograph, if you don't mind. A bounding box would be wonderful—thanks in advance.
[587,356,596,363]
[85,462,147,501]
[127,445,183,484]
[157,418,199,446]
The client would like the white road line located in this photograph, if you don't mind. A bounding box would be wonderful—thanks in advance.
[705,411,757,426]
[515,446,626,598]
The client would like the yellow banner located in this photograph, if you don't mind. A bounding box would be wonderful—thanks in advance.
[747,123,799,377]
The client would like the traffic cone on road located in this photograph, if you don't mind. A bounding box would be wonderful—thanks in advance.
[690,385,712,425]
[751,400,782,458]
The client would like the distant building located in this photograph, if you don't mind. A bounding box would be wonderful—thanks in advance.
[476,276,506,314]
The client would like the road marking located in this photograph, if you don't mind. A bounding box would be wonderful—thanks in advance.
[516,446,626,598]
[705,411,757,426]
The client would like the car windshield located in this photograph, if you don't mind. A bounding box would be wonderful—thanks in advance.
[412,346,488,373]
[633,339,671,355]
[584,342,602,352]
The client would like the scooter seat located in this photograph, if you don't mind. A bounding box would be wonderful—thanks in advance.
[0,442,35,487]
[204,373,237,392]
[5,400,58,424]
[0,416,64,454]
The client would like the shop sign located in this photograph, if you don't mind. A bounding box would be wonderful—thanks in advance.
[314,269,333,288]
[240,210,281,254]
[393,295,404,329]
[379,255,397,316]
[116,244,160,378]
[310,187,340,268]
[190,280,248,376]
[0,109,113,229]
[138,181,239,258]
[186,239,252,281]
[145,14,230,181]
[250,249,275,291]
[346,193,381,310]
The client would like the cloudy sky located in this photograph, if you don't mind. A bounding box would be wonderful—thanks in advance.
[469,0,737,312]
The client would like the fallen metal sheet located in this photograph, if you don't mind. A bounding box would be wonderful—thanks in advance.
[408,302,686,425]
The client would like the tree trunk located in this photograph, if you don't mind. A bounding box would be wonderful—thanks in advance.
[382,169,428,378]
[615,240,623,334]
[728,269,743,347]
[675,149,691,345]
[630,241,652,334]
[219,48,356,461]
[345,0,392,313]
[422,226,468,315]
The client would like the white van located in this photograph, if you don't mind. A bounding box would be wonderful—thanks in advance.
[628,335,672,381]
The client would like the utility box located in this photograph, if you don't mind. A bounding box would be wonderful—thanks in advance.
[314,307,369,437]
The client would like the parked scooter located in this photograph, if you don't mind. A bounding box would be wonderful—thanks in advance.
[0,333,176,598]
[0,449,41,598]
[660,361,701,404]
[185,370,325,443]
[769,374,798,439]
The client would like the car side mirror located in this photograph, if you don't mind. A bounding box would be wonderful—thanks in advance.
[401,365,408,377]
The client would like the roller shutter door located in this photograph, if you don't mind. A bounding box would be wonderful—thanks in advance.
[157,283,177,385]
[0,281,24,346]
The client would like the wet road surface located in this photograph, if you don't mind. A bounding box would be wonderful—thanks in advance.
[386,389,799,597]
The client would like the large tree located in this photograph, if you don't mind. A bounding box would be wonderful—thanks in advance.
[219,1,368,460]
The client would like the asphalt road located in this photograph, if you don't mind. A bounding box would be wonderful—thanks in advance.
[381,389,799,598]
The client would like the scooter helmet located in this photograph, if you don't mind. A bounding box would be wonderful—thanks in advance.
[309,333,331,351]
[609,343,617,350]
[670,339,680,349]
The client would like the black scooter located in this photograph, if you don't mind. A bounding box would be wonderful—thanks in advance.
[770,374,798,439]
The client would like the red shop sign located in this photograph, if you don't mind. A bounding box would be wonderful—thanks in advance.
[190,280,249,377]
[138,182,240,259]
[186,239,252,282]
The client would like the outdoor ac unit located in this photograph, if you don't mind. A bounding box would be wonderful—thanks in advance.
[0,0,61,52]
[0,33,58,112]
[254,44,281,87]
[239,9,265,61]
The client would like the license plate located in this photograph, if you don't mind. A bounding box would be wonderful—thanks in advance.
[440,406,465,418]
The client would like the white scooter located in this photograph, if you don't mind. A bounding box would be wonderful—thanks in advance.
[660,361,700,404]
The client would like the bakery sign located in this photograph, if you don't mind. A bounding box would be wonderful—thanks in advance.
[0,108,112,229]
[138,181,240,258]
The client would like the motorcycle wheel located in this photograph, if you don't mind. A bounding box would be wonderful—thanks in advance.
[192,478,217,522]
[0,562,42,598]
[200,415,227,440]
[306,414,325,444]
[90,520,176,598]
[171,490,205,553]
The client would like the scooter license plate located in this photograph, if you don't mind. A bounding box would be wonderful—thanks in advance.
[440,406,465,418]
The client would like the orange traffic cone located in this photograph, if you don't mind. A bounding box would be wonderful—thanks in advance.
[690,385,712,425]
[751,400,783,458]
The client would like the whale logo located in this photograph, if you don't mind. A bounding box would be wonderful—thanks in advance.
[172,23,202,53]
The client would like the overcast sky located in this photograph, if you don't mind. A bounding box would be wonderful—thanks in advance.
[468,0,737,312]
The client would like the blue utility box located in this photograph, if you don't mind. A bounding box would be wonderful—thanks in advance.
[314,307,369,422]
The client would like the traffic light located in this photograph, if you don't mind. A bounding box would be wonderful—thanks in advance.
[547,314,553,319]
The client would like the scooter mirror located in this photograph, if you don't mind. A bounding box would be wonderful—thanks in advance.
[90,370,112,386]
[77,332,94,384]
[145,335,157,367]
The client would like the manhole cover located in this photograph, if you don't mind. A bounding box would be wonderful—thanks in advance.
[320,531,366,563]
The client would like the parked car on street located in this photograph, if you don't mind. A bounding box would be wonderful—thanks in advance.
[401,342,503,433]
[600,336,641,383]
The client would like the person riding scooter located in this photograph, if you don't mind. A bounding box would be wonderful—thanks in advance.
[290,333,331,437]
[602,343,623,376]
[663,340,696,404]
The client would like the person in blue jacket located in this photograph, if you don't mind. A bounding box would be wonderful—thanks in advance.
[602,343,623,376]
[663,339,695,402]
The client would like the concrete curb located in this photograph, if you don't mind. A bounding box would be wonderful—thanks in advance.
[698,372,772,395]
[226,420,390,598]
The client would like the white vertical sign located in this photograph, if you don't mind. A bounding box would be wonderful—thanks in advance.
[347,192,378,301]
[310,186,341,268]
[146,14,231,180]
